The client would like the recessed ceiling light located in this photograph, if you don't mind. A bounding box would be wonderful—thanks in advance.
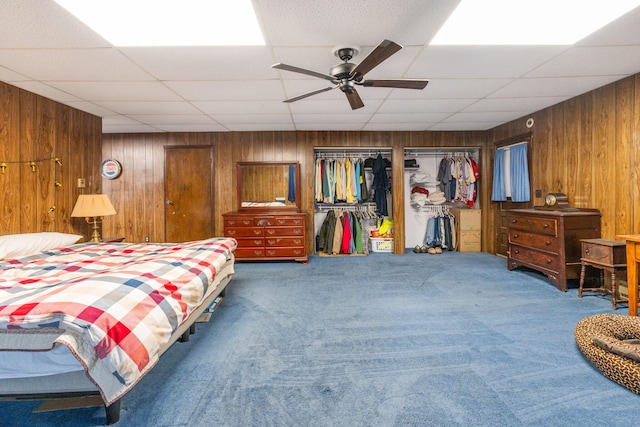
[431,0,640,45]
[54,0,265,46]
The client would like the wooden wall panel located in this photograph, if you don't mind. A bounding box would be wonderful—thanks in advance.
[0,81,101,238]
[592,84,617,238]
[19,90,38,233]
[615,77,634,234]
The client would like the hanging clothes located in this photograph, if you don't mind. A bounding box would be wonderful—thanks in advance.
[372,153,390,216]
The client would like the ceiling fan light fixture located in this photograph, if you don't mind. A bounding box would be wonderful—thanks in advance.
[332,45,360,61]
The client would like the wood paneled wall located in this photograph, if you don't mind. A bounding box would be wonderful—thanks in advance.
[0,81,102,238]
[101,130,486,253]
[485,74,640,254]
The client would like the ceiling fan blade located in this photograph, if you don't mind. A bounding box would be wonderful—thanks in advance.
[345,88,365,110]
[272,63,336,82]
[349,39,402,79]
[362,79,429,90]
[283,86,336,103]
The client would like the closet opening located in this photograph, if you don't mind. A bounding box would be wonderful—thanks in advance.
[403,147,481,253]
[313,147,393,256]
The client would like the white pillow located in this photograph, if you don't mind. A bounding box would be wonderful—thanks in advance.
[0,232,83,260]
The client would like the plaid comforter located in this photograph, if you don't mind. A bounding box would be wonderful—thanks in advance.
[0,237,236,404]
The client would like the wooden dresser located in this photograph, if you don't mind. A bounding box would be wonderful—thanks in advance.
[223,212,307,263]
[507,209,601,291]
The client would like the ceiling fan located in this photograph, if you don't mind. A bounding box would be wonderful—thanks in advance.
[272,39,429,110]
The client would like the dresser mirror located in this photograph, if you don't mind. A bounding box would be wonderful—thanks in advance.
[237,161,301,212]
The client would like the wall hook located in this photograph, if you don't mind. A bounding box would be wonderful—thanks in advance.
[55,181,62,187]
[55,157,62,166]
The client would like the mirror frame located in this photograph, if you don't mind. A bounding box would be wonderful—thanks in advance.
[236,161,301,213]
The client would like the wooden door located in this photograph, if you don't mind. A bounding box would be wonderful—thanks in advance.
[164,146,214,242]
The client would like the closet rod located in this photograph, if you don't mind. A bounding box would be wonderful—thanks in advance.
[404,146,480,155]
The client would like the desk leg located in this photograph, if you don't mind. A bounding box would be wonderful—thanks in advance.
[626,242,638,316]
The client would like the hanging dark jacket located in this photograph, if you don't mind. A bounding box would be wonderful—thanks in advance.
[372,154,390,216]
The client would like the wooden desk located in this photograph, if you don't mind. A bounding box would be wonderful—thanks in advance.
[623,235,640,316]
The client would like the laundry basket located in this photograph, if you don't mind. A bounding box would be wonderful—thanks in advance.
[370,237,394,253]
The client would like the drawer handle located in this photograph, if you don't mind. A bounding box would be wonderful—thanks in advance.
[267,230,275,235]
[546,259,552,264]
[293,239,302,244]
[267,239,276,244]
[543,223,549,228]
[514,249,519,254]
[511,219,517,223]
[254,240,261,245]
[293,250,302,255]
[267,250,276,256]
[228,220,236,225]
[254,251,262,256]
[277,220,285,224]
[228,230,236,235]
[513,234,519,239]
[243,220,251,225]
[585,248,590,255]
[254,230,261,235]
[545,241,551,246]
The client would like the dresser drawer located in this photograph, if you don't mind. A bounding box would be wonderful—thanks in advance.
[265,247,306,258]
[224,227,264,237]
[510,245,561,272]
[235,237,265,248]
[224,217,255,227]
[235,247,265,258]
[265,236,304,247]
[272,216,305,226]
[507,215,557,236]
[265,226,304,237]
[509,229,559,254]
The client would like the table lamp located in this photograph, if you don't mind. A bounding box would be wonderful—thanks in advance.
[71,194,116,242]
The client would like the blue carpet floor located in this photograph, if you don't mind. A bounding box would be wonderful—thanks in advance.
[1,251,638,426]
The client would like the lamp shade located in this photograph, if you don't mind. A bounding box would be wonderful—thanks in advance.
[71,194,116,218]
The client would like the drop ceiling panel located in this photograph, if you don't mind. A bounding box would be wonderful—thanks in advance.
[93,101,202,115]
[463,97,570,113]
[52,82,183,102]
[409,46,569,79]
[525,46,640,78]
[489,76,624,98]
[0,0,110,48]
[165,80,285,101]
[0,48,153,81]
[120,46,278,80]
[195,100,290,115]
[378,98,477,113]
[257,0,458,46]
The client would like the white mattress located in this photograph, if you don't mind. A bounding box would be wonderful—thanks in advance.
[0,343,83,379]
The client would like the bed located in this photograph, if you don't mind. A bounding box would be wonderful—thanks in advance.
[0,234,237,424]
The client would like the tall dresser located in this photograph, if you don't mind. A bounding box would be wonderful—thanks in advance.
[507,208,601,291]
[223,212,307,263]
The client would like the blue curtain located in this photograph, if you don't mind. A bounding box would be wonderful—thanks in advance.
[509,144,530,202]
[491,148,506,201]
[288,164,296,202]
